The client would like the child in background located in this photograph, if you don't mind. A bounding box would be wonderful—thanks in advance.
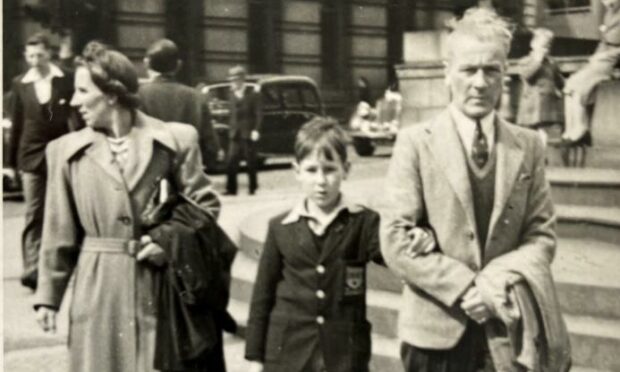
[516,28,564,146]
[244,117,437,372]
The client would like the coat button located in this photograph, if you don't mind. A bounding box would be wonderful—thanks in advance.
[118,216,132,225]
[468,263,478,271]
[316,290,325,299]
[467,231,475,240]
[316,265,325,274]
[316,316,325,325]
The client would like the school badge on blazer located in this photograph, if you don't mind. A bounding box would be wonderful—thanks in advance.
[344,265,365,297]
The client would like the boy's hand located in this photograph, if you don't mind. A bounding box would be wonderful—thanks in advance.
[460,285,493,324]
[405,227,436,258]
[248,361,264,372]
[36,306,57,333]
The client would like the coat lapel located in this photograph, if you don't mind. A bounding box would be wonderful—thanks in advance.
[427,110,477,237]
[486,120,524,245]
[84,129,125,184]
[123,113,178,191]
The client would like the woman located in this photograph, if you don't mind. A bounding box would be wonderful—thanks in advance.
[34,42,221,372]
[563,0,620,146]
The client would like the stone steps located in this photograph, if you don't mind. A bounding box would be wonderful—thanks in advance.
[547,168,620,208]
[556,205,620,245]
[546,145,620,169]
[228,294,620,372]
[226,297,402,372]
[565,314,620,371]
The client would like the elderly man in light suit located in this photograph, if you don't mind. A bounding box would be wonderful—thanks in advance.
[381,8,568,372]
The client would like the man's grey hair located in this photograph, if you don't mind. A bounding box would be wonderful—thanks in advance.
[445,7,514,59]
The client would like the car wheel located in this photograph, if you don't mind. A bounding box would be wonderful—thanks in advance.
[353,137,375,157]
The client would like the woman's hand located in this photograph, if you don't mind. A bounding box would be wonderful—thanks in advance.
[36,306,57,333]
[248,361,264,372]
[136,235,167,267]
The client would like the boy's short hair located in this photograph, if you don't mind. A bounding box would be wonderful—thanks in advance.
[294,117,351,163]
[25,32,51,50]
[145,38,179,74]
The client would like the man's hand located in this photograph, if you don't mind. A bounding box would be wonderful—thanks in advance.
[460,285,493,324]
[250,130,260,142]
[36,306,57,333]
[137,235,167,267]
[248,361,263,372]
[405,227,436,258]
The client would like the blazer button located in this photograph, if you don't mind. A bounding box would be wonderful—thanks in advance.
[316,290,325,299]
[316,265,326,274]
[316,316,325,325]
[118,216,132,225]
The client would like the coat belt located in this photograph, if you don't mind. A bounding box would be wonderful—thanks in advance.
[82,237,140,257]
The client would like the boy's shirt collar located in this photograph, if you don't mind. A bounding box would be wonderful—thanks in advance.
[281,195,365,236]
[21,63,64,83]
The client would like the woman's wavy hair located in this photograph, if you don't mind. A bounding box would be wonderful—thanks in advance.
[75,41,140,109]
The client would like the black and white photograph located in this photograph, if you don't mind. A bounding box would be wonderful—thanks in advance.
[2,0,619,371]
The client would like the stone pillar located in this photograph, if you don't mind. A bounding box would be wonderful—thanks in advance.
[164,0,204,85]
[3,0,21,90]
[248,0,282,74]
[321,0,351,89]
[387,0,409,84]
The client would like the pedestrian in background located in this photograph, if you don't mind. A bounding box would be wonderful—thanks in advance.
[563,0,620,146]
[225,65,261,196]
[8,32,78,291]
[138,38,222,170]
[245,118,385,372]
[380,8,570,372]
[34,41,221,372]
[516,28,564,146]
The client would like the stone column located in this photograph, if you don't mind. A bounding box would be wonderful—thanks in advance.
[321,0,351,89]
[164,0,204,85]
[248,0,282,74]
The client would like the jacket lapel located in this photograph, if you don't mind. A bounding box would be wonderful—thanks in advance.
[320,215,348,262]
[292,220,321,261]
[486,120,524,245]
[427,110,477,237]
[84,129,125,184]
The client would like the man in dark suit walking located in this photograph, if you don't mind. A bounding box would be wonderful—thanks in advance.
[138,39,221,170]
[225,65,261,195]
[8,32,77,290]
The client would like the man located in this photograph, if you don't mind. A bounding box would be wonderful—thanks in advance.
[8,32,77,290]
[380,8,569,372]
[138,38,221,170]
[225,65,261,195]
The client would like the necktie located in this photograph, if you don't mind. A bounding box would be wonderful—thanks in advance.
[472,120,489,168]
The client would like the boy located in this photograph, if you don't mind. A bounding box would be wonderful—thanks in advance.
[244,118,433,372]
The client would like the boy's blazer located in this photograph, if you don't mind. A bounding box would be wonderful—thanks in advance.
[246,206,383,372]
[380,109,556,349]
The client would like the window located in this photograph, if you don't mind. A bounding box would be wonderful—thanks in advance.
[281,87,303,110]
[261,86,281,111]
[301,88,321,113]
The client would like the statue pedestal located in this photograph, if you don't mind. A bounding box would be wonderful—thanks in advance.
[592,80,620,147]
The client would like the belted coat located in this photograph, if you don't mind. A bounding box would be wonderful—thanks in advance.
[34,112,221,372]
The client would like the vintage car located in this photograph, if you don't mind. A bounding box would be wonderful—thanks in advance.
[199,74,325,169]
